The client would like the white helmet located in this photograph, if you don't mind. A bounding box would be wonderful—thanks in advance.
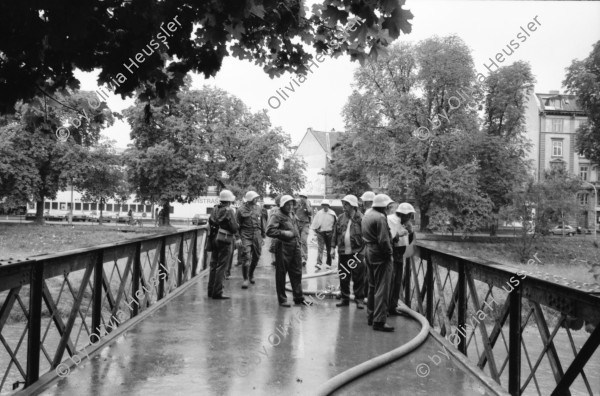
[321,199,331,206]
[372,194,394,208]
[341,195,358,207]
[219,189,236,202]
[396,202,416,214]
[360,191,375,202]
[244,191,260,202]
[280,195,296,207]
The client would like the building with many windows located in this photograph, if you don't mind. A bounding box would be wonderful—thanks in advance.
[524,90,596,228]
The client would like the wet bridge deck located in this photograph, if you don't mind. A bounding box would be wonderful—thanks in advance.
[39,256,502,396]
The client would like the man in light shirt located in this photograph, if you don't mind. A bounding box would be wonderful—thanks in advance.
[332,195,365,309]
[387,202,415,315]
[310,199,337,270]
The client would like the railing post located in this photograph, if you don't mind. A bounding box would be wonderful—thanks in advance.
[425,251,434,325]
[457,259,467,355]
[25,263,43,387]
[158,237,166,300]
[509,285,522,395]
[403,257,411,307]
[91,251,103,337]
[131,242,141,317]
[177,236,184,286]
[192,230,198,277]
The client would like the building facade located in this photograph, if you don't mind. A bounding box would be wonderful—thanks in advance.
[525,91,596,228]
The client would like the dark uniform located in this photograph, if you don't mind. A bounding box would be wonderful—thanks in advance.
[332,209,365,304]
[237,202,266,282]
[266,209,304,305]
[207,203,239,298]
[295,198,312,264]
[361,209,393,324]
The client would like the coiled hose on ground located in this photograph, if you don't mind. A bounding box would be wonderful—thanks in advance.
[286,270,431,396]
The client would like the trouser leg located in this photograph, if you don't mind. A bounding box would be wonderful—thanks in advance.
[287,243,304,303]
[214,241,232,297]
[241,239,252,280]
[299,223,309,262]
[316,232,324,265]
[373,258,393,323]
[338,254,352,301]
[367,262,376,321]
[249,232,261,280]
[207,248,218,297]
[275,245,288,304]
[324,232,332,266]
[389,247,406,310]
[352,254,366,301]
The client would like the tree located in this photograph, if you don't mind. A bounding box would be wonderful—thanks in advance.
[0,91,113,223]
[326,132,371,195]
[73,141,129,224]
[329,37,491,233]
[542,167,582,232]
[124,86,303,225]
[564,40,600,163]
[0,0,413,113]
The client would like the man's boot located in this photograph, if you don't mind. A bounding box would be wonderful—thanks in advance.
[241,266,249,289]
[373,322,395,332]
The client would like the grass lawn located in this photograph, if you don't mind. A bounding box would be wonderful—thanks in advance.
[422,235,600,288]
[0,223,162,261]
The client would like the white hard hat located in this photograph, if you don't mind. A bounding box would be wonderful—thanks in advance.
[360,191,375,202]
[372,194,394,208]
[341,195,358,207]
[396,202,416,214]
[244,191,260,202]
[280,195,296,207]
[219,189,236,202]
[321,199,331,206]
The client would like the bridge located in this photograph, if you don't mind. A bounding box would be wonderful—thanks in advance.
[1,227,599,395]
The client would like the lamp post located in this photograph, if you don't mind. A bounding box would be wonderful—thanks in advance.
[582,180,597,241]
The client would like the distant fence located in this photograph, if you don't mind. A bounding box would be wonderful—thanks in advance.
[405,241,600,396]
[0,226,208,394]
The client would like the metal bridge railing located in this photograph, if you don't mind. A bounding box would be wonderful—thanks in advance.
[0,226,208,394]
[406,241,600,396]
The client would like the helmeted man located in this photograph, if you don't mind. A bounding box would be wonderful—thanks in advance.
[295,192,312,267]
[360,191,375,214]
[359,191,376,301]
[332,194,365,309]
[207,189,239,300]
[237,191,266,289]
[266,195,311,307]
[387,202,415,316]
[310,199,337,270]
[268,195,282,266]
[361,193,395,331]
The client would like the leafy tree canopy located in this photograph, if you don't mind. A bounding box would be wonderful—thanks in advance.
[564,40,600,163]
[0,0,413,113]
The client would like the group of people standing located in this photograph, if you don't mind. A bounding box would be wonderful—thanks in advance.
[205,189,415,333]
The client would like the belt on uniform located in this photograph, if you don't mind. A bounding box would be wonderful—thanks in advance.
[218,229,234,236]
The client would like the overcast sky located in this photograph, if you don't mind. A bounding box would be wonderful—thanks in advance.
[75,1,600,148]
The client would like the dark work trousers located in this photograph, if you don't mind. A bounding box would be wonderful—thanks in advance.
[338,254,366,302]
[316,231,333,266]
[207,238,234,298]
[241,230,262,280]
[388,246,407,311]
[365,245,393,323]
[298,222,310,262]
[275,240,304,304]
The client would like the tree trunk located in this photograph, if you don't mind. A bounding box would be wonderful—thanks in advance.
[419,210,430,233]
[99,199,104,226]
[35,199,45,224]
[163,201,170,226]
